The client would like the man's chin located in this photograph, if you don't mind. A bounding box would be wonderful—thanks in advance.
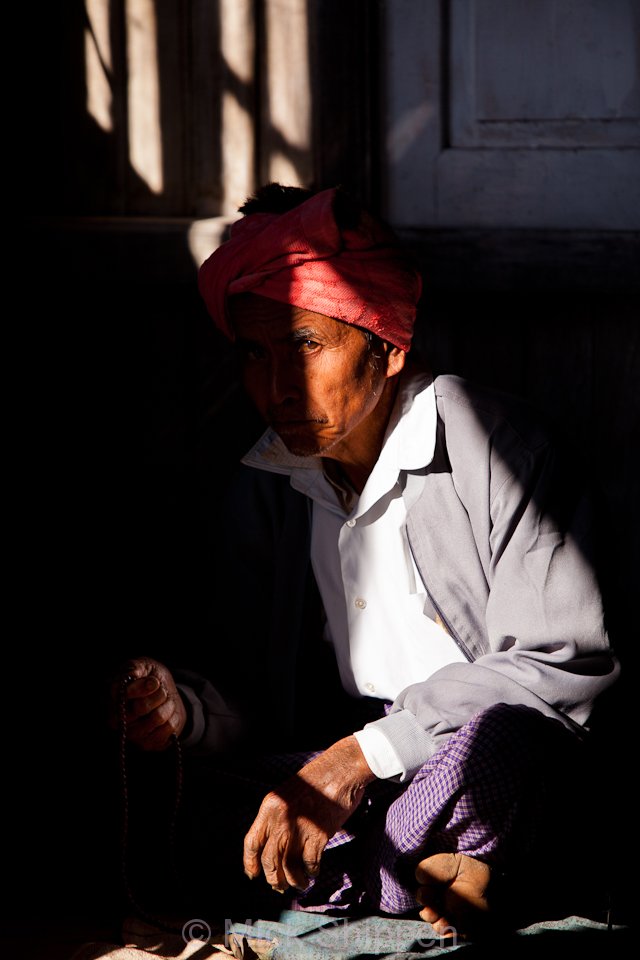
[275,428,330,459]
[279,438,324,458]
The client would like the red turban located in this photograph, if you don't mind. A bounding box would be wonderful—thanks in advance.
[197,187,422,352]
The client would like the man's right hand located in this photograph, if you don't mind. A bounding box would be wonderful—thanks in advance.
[109,656,187,751]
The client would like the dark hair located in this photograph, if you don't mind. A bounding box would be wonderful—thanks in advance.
[361,329,387,372]
[238,182,315,215]
[238,182,362,230]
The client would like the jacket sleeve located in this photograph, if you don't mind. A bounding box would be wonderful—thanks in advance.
[169,463,316,754]
[174,670,244,755]
[362,395,620,781]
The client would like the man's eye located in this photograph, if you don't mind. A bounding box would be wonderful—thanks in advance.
[297,339,319,353]
[238,343,265,361]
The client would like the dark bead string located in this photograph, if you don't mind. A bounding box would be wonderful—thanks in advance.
[119,676,184,933]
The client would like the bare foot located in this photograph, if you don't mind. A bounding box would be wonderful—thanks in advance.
[415,852,492,939]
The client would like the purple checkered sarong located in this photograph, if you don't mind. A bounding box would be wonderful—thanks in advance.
[173,702,585,922]
[288,703,583,916]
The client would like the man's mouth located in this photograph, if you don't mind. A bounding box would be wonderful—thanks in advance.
[271,417,328,427]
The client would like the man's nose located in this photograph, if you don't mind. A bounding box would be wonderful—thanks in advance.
[268,357,300,406]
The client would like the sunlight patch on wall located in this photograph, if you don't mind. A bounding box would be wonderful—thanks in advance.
[188,217,236,269]
[221,90,255,214]
[126,0,163,194]
[220,0,255,215]
[268,152,305,187]
[85,0,113,132]
[264,0,312,186]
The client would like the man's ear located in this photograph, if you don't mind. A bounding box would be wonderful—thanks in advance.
[385,346,407,379]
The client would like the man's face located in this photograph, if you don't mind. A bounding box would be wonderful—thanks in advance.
[229,293,398,459]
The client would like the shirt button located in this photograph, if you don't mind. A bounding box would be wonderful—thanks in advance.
[365,682,376,693]
[346,518,356,528]
[354,597,367,609]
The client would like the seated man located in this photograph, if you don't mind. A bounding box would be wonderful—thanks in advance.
[114,183,619,939]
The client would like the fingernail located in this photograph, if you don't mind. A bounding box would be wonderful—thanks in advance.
[144,678,158,691]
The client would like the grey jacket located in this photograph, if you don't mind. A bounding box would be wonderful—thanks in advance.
[179,374,619,775]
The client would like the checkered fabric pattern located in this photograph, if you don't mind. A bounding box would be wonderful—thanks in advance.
[172,703,583,923]
[289,703,580,915]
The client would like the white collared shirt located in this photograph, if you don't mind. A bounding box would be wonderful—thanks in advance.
[242,369,466,777]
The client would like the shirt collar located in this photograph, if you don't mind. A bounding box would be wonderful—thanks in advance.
[241,367,437,508]
[355,368,436,517]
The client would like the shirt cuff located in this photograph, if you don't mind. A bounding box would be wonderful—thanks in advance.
[176,683,206,748]
[353,726,403,779]
[354,708,438,782]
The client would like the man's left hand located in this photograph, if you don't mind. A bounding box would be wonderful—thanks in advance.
[243,736,375,893]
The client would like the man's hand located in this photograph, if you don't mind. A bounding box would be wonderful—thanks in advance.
[109,656,187,751]
[243,736,375,893]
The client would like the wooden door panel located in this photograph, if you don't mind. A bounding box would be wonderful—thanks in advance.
[382,0,640,228]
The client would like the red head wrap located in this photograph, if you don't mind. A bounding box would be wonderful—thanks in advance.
[197,187,422,352]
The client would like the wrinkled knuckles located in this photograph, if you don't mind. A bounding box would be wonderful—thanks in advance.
[262,791,287,813]
[260,854,278,875]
